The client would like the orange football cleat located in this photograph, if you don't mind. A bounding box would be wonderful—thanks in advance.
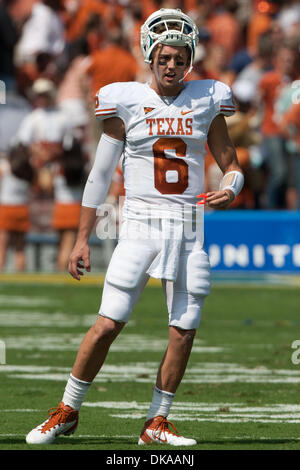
[138,415,197,446]
[26,402,78,444]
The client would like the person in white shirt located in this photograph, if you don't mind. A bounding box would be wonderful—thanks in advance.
[14,78,86,270]
[15,78,70,167]
[0,144,35,271]
[15,0,65,65]
[51,137,86,271]
[26,8,244,447]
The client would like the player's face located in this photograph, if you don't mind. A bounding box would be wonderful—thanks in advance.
[151,44,189,96]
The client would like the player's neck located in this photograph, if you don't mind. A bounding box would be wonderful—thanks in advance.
[150,79,184,97]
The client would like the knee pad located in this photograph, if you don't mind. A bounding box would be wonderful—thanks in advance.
[99,280,134,323]
[100,239,153,322]
[186,249,211,297]
[99,273,149,323]
[105,239,154,290]
[168,292,204,330]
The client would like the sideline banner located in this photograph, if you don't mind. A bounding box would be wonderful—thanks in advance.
[204,211,300,272]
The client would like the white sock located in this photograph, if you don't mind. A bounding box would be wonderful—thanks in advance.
[62,374,92,410]
[146,386,175,420]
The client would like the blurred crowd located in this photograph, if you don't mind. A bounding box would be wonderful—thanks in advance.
[0,0,300,271]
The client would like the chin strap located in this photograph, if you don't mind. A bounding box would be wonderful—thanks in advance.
[178,61,193,83]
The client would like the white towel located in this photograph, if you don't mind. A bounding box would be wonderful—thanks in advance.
[121,198,204,281]
[146,218,183,281]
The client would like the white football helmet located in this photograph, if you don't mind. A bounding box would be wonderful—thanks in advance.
[140,8,199,75]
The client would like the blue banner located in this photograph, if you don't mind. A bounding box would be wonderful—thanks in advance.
[204,211,300,272]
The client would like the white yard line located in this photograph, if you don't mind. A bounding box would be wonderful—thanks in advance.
[82,401,300,424]
[0,296,59,306]
[0,334,226,352]
[109,413,300,424]
[0,409,41,412]
[2,360,300,384]
[8,372,300,384]
[0,312,97,328]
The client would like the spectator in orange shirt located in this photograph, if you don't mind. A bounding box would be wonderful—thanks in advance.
[247,8,272,57]
[258,43,297,208]
[64,0,124,43]
[86,28,138,97]
[64,0,107,42]
[82,27,138,148]
[205,1,242,60]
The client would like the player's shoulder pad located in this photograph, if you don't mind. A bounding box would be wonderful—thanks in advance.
[184,80,235,116]
[184,79,231,100]
[95,82,145,120]
[212,80,235,116]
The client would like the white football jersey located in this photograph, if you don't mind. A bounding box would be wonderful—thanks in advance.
[95,80,235,209]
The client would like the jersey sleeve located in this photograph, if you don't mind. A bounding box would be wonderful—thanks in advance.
[216,82,236,117]
[94,85,118,120]
[94,82,133,124]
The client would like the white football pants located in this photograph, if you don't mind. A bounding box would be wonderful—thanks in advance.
[99,218,211,330]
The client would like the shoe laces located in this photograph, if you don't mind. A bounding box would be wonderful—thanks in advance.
[154,417,179,442]
[40,405,69,434]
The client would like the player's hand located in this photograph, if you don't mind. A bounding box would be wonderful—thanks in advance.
[203,190,235,209]
[68,242,91,281]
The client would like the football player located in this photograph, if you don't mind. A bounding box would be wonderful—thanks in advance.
[26,8,244,446]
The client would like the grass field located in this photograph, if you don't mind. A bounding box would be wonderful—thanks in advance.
[0,273,300,452]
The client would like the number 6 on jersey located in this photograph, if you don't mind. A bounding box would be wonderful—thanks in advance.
[153,137,188,194]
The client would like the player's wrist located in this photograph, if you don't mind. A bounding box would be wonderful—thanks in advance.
[74,232,91,246]
[224,189,235,202]
[220,170,244,200]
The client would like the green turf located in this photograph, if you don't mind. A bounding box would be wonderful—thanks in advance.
[0,280,300,450]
